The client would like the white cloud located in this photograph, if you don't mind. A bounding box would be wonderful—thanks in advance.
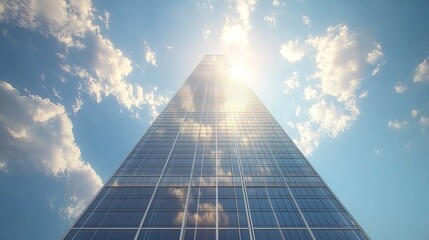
[280,39,307,63]
[0,81,102,219]
[358,91,368,98]
[264,15,276,27]
[166,45,173,50]
[292,24,383,156]
[72,95,84,114]
[282,71,299,94]
[294,121,320,156]
[394,83,407,94]
[302,15,311,26]
[1,0,169,120]
[0,160,7,172]
[371,64,382,76]
[367,43,384,76]
[145,87,169,123]
[220,0,256,47]
[0,0,96,48]
[144,42,157,66]
[196,0,214,12]
[202,29,211,39]
[308,100,354,138]
[53,87,62,99]
[374,149,381,155]
[411,109,419,117]
[303,86,318,100]
[0,3,4,16]
[413,57,429,82]
[295,105,302,116]
[63,59,168,120]
[367,42,383,64]
[419,116,429,127]
[307,25,384,103]
[98,10,110,29]
[388,120,408,130]
[272,0,280,6]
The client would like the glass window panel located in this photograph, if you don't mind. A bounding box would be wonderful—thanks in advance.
[184,229,195,240]
[240,230,251,240]
[254,230,282,240]
[251,211,277,227]
[138,229,181,240]
[143,211,183,227]
[92,230,137,240]
[98,212,143,228]
[219,229,239,240]
[195,229,216,240]
[282,230,312,240]
[276,211,305,227]
[219,211,238,227]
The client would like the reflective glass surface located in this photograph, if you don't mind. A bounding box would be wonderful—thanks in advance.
[64,55,368,240]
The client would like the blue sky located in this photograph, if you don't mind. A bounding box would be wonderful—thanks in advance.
[0,0,428,239]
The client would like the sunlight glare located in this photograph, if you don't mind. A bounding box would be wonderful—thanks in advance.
[227,57,261,93]
[229,64,248,81]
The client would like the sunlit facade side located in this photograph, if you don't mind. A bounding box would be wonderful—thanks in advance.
[64,55,369,240]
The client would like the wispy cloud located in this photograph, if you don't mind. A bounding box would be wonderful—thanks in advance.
[388,120,408,130]
[264,14,276,27]
[295,106,302,116]
[202,29,211,39]
[294,121,320,155]
[145,42,157,66]
[411,109,419,117]
[358,91,368,98]
[0,160,7,173]
[413,57,429,82]
[72,94,84,114]
[367,43,384,75]
[62,60,168,120]
[304,86,319,100]
[0,81,102,219]
[367,42,384,64]
[282,71,299,94]
[419,116,429,127]
[53,87,62,99]
[394,83,407,93]
[302,15,311,26]
[196,0,214,12]
[98,10,110,29]
[221,0,256,48]
[280,39,307,63]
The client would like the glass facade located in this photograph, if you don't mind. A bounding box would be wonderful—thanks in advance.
[64,55,369,240]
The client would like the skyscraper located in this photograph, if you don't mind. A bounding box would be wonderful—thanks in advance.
[64,55,369,240]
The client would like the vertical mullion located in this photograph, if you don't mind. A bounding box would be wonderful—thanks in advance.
[134,73,203,240]
[264,187,285,240]
[228,82,255,240]
[215,61,219,240]
[179,63,210,240]
[258,119,316,240]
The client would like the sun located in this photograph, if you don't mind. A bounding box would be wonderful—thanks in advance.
[226,57,261,93]
[229,64,248,80]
